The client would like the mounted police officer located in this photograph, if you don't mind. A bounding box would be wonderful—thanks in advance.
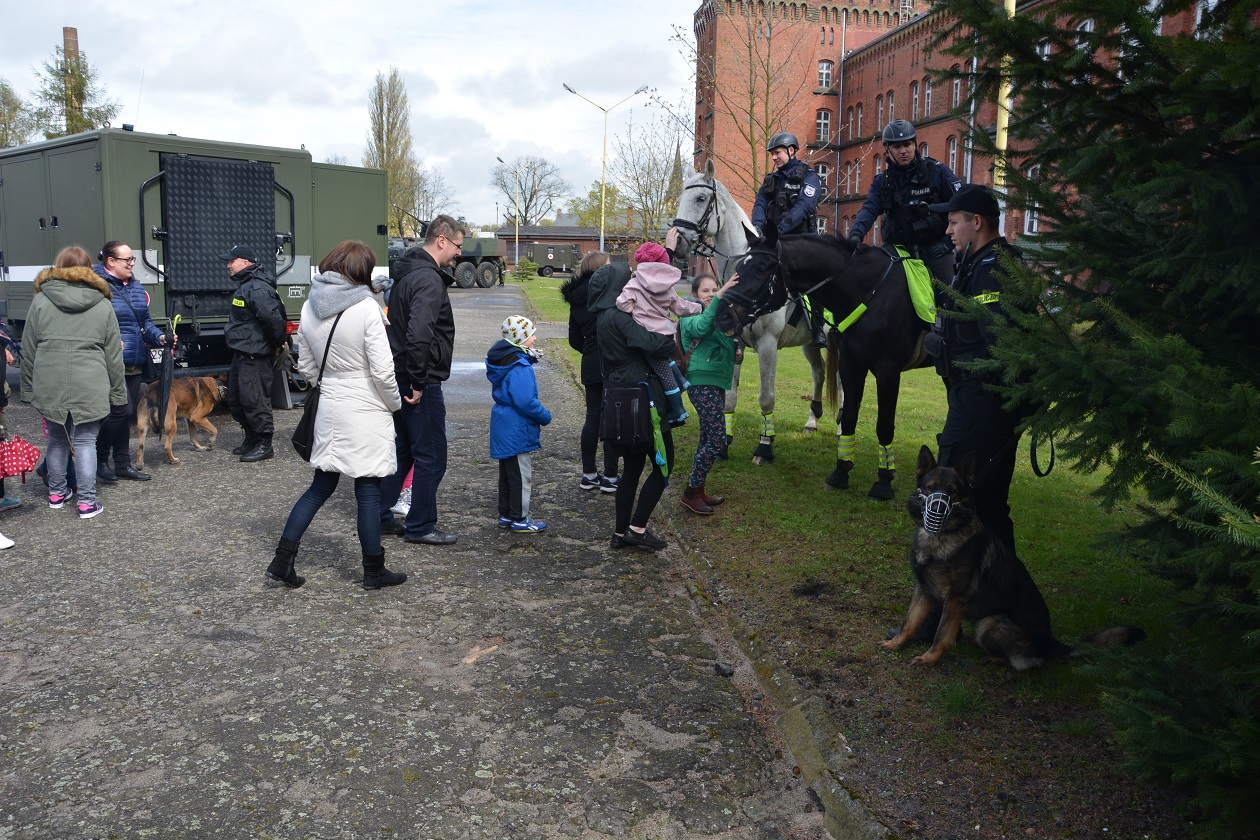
[751,131,827,348]
[848,119,960,284]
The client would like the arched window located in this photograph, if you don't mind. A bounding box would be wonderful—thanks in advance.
[887,90,895,122]
[951,72,962,109]
[947,135,958,173]
[911,81,920,121]
[923,77,932,116]
[919,142,929,159]
[816,109,832,143]
[1024,165,1042,235]
[846,106,854,140]
[819,60,833,88]
[820,26,826,43]
[855,159,861,193]
[816,162,830,190]
[876,95,884,130]
[816,217,828,234]
[856,103,863,136]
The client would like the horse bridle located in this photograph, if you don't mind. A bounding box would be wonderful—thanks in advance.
[721,240,789,328]
[672,180,741,263]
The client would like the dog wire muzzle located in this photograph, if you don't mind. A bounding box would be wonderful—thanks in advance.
[920,491,953,534]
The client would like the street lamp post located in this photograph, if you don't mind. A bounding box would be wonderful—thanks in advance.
[562,83,648,252]
[496,156,522,268]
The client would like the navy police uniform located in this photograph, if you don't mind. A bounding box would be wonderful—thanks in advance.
[851,153,960,282]
[752,158,822,236]
[225,259,287,451]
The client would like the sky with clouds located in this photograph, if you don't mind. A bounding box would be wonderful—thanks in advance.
[0,0,697,226]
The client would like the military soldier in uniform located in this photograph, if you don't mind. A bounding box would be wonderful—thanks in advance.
[751,131,827,348]
[848,119,961,284]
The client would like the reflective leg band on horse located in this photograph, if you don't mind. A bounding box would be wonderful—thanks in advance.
[760,413,775,440]
[724,413,735,438]
[837,434,857,462]
[878,444,895,472]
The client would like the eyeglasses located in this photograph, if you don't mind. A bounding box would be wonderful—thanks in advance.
[442,236,463,252]
[111,256,137,265]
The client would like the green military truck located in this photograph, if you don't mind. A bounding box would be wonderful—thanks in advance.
[0,128,388,371]
[389,232,505,289]
[525,242,581,277]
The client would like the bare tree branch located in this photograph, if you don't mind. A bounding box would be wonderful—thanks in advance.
[491,156,571,226]
[610,111,684,237]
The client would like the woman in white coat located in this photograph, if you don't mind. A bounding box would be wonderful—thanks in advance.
[265,241,405,589]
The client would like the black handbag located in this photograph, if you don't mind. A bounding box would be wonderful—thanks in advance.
[117,290,161,383]
[291,311,343,462]
[599,381,654,451]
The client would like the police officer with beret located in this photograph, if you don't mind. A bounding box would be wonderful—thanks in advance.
[924,184,1028,554]
[849,119,961,285]
[220,244,287,463]
[751,131,828,348]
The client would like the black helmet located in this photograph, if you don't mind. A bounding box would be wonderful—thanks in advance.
[882,119,916,144]
[766,132,799,153]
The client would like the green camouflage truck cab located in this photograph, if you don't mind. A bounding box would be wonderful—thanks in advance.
[0,128,387,370]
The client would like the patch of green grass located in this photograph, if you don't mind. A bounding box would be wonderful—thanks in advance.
[932,679,991,718]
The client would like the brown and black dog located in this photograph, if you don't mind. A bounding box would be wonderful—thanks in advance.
[136,376,227,469]
[882,445,1143,670]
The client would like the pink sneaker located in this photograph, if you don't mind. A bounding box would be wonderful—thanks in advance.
[78,502,104,520]
[49,493,73,510]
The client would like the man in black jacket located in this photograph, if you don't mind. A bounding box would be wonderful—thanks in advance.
[379,215,465,545]
[925,184,1027,554]
[220,244,287,463]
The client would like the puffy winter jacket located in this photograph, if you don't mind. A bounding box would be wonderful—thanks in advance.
[226,262,287,356]
[485,339,551,460]
[94,264,164,366]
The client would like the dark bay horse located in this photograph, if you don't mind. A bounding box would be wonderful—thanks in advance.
[715,231,934,499]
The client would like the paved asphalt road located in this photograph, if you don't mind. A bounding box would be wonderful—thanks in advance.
[0,284,833,839]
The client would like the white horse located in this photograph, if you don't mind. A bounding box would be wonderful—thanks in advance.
[671,159,836,464]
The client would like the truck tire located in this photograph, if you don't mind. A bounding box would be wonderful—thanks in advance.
[539,265,554,278]
[477,261,499,288]
[455,261,477,289]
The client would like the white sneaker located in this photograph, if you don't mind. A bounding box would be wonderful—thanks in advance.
[0,532,13,550]
[390,487,412,517]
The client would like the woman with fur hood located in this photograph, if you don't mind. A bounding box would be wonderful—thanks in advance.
[20,246,127,521]
[265,241,405,591]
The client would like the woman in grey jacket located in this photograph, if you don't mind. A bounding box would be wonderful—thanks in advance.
[20,246,127,520]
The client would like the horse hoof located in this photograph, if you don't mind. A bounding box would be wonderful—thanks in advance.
[868,476,896,501]
[751,444,775,464]
[825,472,849,490]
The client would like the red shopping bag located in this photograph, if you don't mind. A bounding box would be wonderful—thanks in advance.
[0,435,42,482]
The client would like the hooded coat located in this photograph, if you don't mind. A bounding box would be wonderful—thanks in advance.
[614,262,700,336]
[559,270,603,385]
[485,339,552,460]
[20,266,127,424]
[587,262,675,403]
[226,262,287,356]
[293,272,403,477]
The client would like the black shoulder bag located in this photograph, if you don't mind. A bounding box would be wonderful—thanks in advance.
[291,311,344,462]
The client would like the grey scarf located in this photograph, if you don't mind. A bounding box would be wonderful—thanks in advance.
[307,271,382,320]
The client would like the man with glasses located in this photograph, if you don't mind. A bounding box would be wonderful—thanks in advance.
[379,214,468,546]
[218,244,287,463]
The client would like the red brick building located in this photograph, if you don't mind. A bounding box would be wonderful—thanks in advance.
[692,0,1207,243]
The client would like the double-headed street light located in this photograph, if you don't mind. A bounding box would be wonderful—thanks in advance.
[496,156,522,267]
[562,83,648,252]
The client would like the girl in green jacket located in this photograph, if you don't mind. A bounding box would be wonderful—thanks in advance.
[679,274,738,515]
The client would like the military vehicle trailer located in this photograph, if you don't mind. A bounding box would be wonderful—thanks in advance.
[0,128,388,371]
[525,242,581,277]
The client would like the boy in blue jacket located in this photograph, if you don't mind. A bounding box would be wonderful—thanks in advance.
[486,316,552,533]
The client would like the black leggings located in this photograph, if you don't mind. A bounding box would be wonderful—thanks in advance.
[97,374,144,467]
[582,382,619,478]
[611,427,674,533]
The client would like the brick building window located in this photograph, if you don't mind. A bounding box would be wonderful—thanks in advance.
[846,107,854,140]
[951,73,962,109]
[856,104,863,136]
[919,142,929,159]
[816,109,832,143]
[1024,165,1042,235]
[819,60,833,88]
[816,217,828,234]
[911,81,920,120]
[923,77,932,116]
[887,91,895,122]
[876,95,884,130]
[816,163,830,191]
[948,135,958,173]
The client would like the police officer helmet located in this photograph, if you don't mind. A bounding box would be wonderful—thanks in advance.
[882,119,917,145]
[766,132,799,153]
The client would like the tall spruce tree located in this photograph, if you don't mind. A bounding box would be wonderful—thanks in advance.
[933,0,1260,834]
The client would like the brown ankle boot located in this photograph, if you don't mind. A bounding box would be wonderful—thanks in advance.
[700,485,725,507]
[680,485,714,515]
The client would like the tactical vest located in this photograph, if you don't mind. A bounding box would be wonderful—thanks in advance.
[761,163,816,235]
[880,156,948,251]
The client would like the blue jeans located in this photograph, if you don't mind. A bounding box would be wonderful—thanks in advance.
[283,469,383,554]
[380,384,447,537]
[46,415,101,505]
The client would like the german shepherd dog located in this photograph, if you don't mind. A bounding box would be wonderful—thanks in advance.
[882,445,1143,670]
[135,376,228,469]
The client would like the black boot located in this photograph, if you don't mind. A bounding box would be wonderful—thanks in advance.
[240,435,274,462]
[265,536,305,588]
[362,549,407,589]
[96,461,118,484]
[810,321,828,349]
[232,433,258,456]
